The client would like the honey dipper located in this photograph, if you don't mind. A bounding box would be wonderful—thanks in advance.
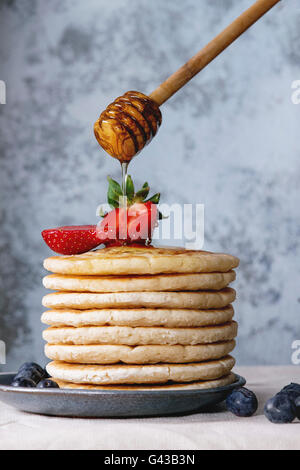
[94,0,280,163]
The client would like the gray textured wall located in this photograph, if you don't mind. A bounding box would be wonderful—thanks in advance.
[0,0,299,370]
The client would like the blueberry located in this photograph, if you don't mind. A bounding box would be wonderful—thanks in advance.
[281,383,300,402]
[15,362,46,385]
[37,379,59,389]
[43,370,50,379]
[226,387,258,417]
[264,393,296,423]
[296,396,300,420]
[18,370,42,384]
[11,377,36,388]
[18,362,45,376]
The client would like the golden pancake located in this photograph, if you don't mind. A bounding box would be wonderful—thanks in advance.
[45,340,236,364]
[41,305,234,328]
[46,355,235,384]
[42,288,236,310]
[44,246,239,275]
[43,270,236,293]
[43,321,238,346]
[54,372,236,390]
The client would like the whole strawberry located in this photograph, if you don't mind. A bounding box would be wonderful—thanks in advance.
[97,176,161,246]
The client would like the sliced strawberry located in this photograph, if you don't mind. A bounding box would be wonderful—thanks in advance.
[42,225,101,255]
[96,202,158,246]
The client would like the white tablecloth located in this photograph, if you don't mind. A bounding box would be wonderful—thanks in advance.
[0,366,299,450]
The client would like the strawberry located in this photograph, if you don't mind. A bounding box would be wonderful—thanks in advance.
[42,225,101,255]
[127,202,158,242]
[42,176,163,254]
[97,201,158,246]
[96,176,161,246]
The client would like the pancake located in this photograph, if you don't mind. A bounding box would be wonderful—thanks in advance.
[41,305,234,328]
[45,340,236,364]
[43,246,239,275]
[42,288,236,310]
[46,355,235,384]
[54,372,236,390]
[43,271,236,293]
[43,321,238,346]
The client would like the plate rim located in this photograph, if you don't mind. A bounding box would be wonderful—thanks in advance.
[0,372,246,396]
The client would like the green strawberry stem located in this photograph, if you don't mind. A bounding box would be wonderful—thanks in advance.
[106,175,161,210]
[98,174,165,220]
[107,176,122,208]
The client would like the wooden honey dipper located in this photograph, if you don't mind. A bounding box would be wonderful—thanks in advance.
[94,0,280,163]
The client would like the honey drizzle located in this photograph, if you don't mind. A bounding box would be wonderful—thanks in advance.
[121,162,128,196]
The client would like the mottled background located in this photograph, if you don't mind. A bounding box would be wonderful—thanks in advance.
[0,0,299,370]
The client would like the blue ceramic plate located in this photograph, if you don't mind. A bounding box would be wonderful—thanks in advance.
[0,372,245,418]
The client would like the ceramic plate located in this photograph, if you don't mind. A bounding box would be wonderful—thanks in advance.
[0,372,245,418]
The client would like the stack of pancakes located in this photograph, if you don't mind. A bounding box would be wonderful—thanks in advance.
[42,246,239,390]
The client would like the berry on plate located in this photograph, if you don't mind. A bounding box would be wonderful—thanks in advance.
[226,387,258,417]
[11,377,36,388]
[37,379,59,389]
[18,362,45,377]
[12,362,47,386]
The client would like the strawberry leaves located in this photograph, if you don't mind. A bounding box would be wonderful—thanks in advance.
[146,193,161,204]
[125,175,135,201]
[106,175,160,208]
[107,176,123,209]
[135,182,150,201]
